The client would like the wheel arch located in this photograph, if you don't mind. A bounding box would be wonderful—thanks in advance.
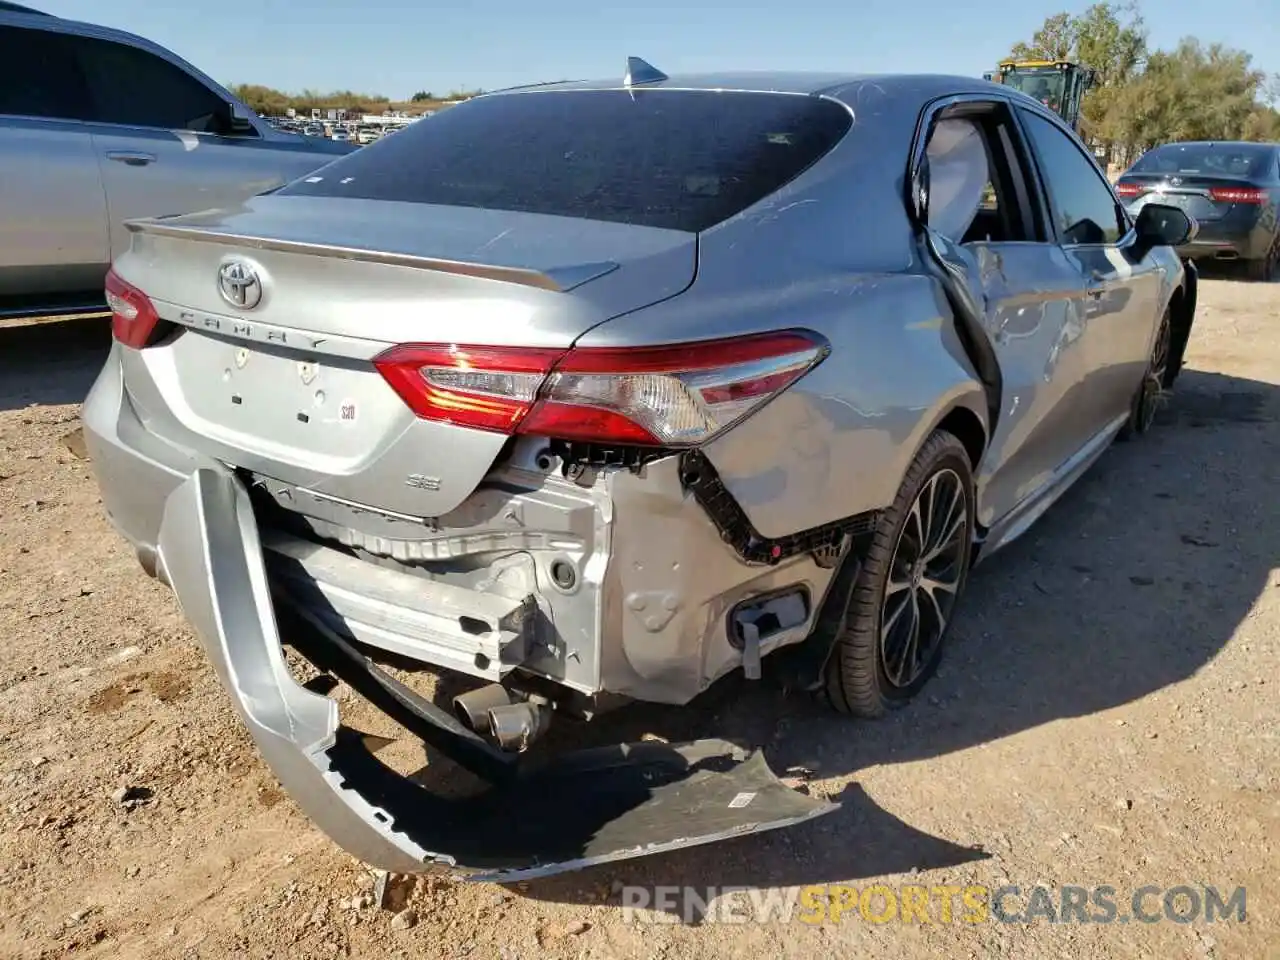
[933,404,988,475]
[880,389,989,539]
[1166,260,1197,388]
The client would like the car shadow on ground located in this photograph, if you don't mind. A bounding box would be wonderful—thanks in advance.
[465,367,1278,913]
[0,318,111,411]
[1194,260,1278,284]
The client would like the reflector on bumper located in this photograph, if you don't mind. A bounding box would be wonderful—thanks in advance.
[157,466,838,880]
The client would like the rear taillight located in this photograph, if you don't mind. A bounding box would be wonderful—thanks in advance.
[374,344,566,432]
[1209,186,1268,204]
[374,331,828,446]
[1114,181,1145,198]
[105,268,161,348]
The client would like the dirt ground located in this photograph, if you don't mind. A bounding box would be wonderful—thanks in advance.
[0,274,1277,959]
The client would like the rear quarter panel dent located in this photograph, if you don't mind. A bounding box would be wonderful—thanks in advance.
[702,276,987,539]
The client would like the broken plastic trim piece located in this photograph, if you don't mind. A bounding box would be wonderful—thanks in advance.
[156,465,838,880]
[679,450,879,566]
[324,729,837,882]
[769,553,864,693]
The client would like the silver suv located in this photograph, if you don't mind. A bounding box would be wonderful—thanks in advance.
[0,2,354,318]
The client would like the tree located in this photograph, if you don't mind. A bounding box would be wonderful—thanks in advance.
[1009,12,1077,62]
[1110,39,1269,152]
[1007,3,1147,161]
[411,90,435,101]
[228,83,292,117]
[1072,1,1146,87]
[225,83,398,117]
[1007,5,1276,164]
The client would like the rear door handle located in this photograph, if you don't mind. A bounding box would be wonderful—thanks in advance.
[106,151,156,166]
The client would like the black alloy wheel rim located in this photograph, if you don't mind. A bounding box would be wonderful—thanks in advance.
[880,468,968,689]
[1139,311,1172,432]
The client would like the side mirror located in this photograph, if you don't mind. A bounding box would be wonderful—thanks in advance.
[225,102,256,135]
[1133,203,1195,249]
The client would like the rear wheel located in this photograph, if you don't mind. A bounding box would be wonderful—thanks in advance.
[823,430,975,717]
[1246,234,1278,282]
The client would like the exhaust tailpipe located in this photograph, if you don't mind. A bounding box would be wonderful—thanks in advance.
[487,698,553,752]
[453,683,517,732]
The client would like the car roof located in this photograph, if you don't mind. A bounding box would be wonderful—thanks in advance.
[0,5,247,108]
[486,70,1004,107]
[0,6,172,53]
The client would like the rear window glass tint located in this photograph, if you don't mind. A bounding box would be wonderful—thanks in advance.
[1130,143,1271,178]
[276,89,851,231]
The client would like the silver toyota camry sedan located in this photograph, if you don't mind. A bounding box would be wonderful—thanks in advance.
[82,60,1198,879]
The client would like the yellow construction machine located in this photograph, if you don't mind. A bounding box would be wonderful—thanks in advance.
[984,59,1097,134]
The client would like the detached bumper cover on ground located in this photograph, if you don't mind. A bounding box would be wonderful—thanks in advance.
[155,465,837,880]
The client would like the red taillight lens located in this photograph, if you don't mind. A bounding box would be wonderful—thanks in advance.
[373,344,566,432]
[373,330,828,446]
[1114,181,1144,198]
[523,332,827,445]
[1209,186,1267,204]
[105,268,161,348]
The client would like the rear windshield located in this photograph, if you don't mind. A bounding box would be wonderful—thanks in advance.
[276,89,852,232]
[1129,142,1273,178]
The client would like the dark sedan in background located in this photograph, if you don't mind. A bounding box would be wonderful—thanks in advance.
[1116,140,1280,281]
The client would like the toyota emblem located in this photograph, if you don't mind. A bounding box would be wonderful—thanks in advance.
[217,259,263,310]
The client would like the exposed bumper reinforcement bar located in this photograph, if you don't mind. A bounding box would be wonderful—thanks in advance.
[156,466,838,880]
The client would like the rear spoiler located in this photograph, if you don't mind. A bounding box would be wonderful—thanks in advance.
[123,217,619,292]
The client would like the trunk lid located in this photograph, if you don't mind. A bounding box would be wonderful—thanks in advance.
[1117,173,1259,223]
[117,195,697,516]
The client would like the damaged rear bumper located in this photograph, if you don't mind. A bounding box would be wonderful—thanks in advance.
[83,344,848,709]
[156,465,837,879]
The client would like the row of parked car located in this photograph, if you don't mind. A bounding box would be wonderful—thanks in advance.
[266,117,407,145]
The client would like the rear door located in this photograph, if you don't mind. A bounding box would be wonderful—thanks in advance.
[1014,107,1163,432]
[915,97,1097,530]
[68,33,323,260]
[0,24,110,299]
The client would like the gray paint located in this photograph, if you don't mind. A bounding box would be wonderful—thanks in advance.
[0,6,353,300]
[82,69,1189,871]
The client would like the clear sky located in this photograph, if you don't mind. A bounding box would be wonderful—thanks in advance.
[39,0,1280,101]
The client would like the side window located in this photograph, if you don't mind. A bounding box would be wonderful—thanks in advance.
[69,36,235,135]
[922,108,1038,245]
[1018,110,1125,245]
[0,26,92,120]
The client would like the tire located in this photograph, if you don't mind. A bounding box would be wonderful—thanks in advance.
[1245,234,1278,282]
[1119,304,1172,440]
[823,429,975,718]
